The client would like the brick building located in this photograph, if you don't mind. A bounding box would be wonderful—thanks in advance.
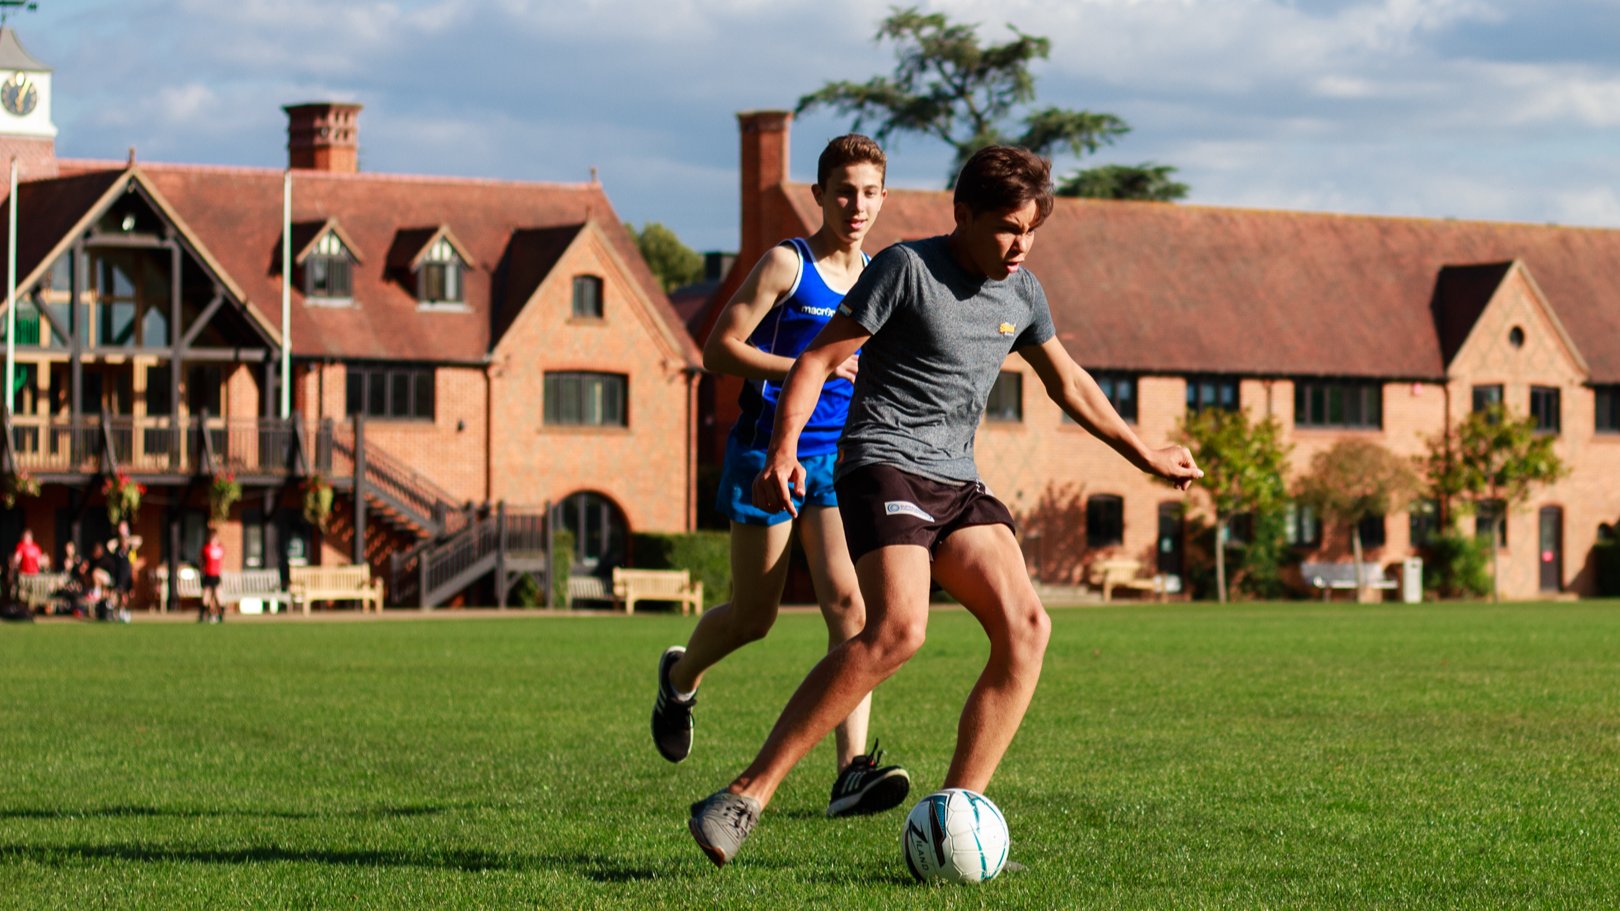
[698,111,1620,600]
[0,29,700,609]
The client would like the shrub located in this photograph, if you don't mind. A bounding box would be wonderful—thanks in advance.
[1423,529,1492,599]
[631,531,730,609]
[549,529,575,609]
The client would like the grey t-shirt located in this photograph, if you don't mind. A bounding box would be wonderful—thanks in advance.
[835,235,1056,483]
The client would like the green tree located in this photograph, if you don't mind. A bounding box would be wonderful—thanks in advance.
[631,222,703,293]
[796,6,1186,199]
[1176,409,1291,603]
[1294,440,1418,594]
[1420,404,1567,601]
[1056,163,1188,202]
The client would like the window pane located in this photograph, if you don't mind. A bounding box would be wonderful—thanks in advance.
[414,371,434,419]
[986,372,1022,422]
[146,365,172,417]
[421,263,445,302]
[1086,495,1123,548]
[573,276,603,318]
[390,371,411,418]
[346,368,364,417]
[367,370,387,416]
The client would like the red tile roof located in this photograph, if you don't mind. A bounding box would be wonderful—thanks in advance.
[41,160,691,365]
[785,186,1620,383]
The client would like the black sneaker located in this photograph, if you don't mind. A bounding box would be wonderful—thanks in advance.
[651,646,696,763]
[826,739,911,817]
[688,789,760,867]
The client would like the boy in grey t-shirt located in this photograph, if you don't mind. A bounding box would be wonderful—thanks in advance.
[688,146,1203,868]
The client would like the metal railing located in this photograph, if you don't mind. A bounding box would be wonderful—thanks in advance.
[390,504,549,608]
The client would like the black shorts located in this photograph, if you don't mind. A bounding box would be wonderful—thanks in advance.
[835,463,1016,564]
[201,575,221,589]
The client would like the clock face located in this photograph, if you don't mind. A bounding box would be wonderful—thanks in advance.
[1,72,37,117]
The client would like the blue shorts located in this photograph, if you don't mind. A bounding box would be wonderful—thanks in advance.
[716,438,839,526]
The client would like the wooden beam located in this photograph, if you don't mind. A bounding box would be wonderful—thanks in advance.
[179,292,224,350]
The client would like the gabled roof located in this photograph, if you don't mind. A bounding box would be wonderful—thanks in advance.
[783,185,1620,383]
[44,160,690,365]
[1432,262,1514,366]
[0,28,48,72]
[0,167,281,347]
[291,217,363,265]
[385,225,473,272]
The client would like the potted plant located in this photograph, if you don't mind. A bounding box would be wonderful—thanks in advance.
[209,471,242,522]
[2,469,40,509]
[102,471,146,523]
[302,474,334,530]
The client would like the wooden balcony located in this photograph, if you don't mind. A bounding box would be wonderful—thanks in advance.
[2,412,311,485]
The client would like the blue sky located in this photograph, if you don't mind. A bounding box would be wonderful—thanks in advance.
[17,0,1620,252]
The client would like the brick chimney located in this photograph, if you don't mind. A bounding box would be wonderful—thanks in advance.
[737,110,790,260]
[284,102,362,173]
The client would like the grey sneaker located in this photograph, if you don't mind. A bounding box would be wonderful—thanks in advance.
[688,790,760,867]
[651,646,696,762]
[826,739,911,817]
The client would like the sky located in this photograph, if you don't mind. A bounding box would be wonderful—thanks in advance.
[15,0,1620,253]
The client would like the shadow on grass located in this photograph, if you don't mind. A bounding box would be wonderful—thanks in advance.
[0,842,666,879]
[0,803,462,821]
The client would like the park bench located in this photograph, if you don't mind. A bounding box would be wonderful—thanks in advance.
[611,567,704,616]
[289,564,384,615]
[1086,557,1165,602]
[565,574,612,609]
[1301,562,1397,601]
[154,566,290,614]
[15,572,71,613]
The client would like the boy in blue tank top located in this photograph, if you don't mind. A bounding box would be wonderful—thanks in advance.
[651,135,911,819]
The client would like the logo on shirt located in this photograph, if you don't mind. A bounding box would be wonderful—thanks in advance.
[838,303,855,316]
[998,322,1016,336]
[884,501,935,522]
[800,305,837,317]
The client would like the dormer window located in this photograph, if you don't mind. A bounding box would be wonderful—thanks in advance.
[299,227,358,305]
[389,226,472,311]
[417,237,466,307]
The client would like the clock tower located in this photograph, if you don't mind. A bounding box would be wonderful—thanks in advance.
[0,26,54,179]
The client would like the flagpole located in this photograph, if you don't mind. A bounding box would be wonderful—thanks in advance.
[280,169,291,419]
[5,157,16,415]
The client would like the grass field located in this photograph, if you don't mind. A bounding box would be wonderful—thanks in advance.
[2,601,1617,910]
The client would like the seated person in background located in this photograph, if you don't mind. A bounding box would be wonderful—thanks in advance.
[53,541,87,617]
[88,541,117,622]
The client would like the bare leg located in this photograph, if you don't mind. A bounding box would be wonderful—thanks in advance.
[930,524,1052,793]
[798,505,869,770]
[668,521,794,694]
[727,544,932,808]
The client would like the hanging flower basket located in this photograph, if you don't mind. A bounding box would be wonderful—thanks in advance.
[102,471,146,524]
[302,474,334,530]
[209,471,242,522]
[2,470,41,509]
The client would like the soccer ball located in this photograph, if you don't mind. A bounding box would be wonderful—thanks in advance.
[901,788,1010,884]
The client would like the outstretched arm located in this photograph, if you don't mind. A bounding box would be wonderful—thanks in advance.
[752,315,872,516]
[1019,338,1203,491]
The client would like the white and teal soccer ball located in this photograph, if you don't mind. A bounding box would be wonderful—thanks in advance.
[901,788,1010,884]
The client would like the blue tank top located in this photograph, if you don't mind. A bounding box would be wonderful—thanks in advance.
[731,237,866,456]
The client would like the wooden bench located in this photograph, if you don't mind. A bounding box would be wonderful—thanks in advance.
[1301,562,1397,601]
[611,567,704,616]
[16,572,71,613]
[154,566,289,614]
[289,564,384,615]
[565,574,612,609]
[1087,557,1165,602]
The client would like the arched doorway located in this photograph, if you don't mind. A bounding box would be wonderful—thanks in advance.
[555,491,628,576]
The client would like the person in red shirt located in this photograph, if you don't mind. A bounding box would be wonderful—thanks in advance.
[200,528,225,624]
[10,529,46,576]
